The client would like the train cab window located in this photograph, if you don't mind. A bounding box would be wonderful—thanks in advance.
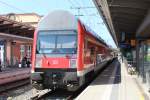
[36,31,77,54]
[57,35,77,53]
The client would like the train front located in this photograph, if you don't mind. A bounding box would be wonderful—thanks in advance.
[31,11,79,91]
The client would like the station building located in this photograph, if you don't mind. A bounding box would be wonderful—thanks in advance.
[0,13,41,68]
[2,13,42,27]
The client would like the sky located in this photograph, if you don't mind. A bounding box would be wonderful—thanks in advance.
[0,0,116,48]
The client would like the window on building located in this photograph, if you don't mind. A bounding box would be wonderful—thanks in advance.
[27,45,31,59]
[20,45,25,61]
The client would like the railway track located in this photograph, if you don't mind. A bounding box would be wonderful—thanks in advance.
[30,89,74,100]
[30,61,114,100]
[0,78,30,93]
[30,72,103,100]
[30,79,96,100]
[30,89,51,100]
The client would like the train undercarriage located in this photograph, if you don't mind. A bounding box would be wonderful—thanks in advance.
[31,68,83,91]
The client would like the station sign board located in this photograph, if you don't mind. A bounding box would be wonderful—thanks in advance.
[119,43,131,48]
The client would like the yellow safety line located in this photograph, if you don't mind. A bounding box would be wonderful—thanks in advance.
[124,60,145,100]
[135,81,145,100]
[140,95,145,100]
[135,80,145,100]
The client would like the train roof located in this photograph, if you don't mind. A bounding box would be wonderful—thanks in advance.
[38,10,78,31]
[83,23,108,47]
[38,10,108,47]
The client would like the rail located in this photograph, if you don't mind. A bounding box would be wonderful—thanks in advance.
[0,79,30,93]
[0,69,30,85]
[30,89,73,100]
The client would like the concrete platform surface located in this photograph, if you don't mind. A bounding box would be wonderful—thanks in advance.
[76,59,149,100]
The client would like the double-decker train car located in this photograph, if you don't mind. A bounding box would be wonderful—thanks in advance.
[31,10,113,91]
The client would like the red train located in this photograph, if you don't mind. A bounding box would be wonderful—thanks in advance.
[31,10,114,91]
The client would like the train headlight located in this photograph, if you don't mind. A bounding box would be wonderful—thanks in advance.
[70,59,76,68]
[36,59,42,68]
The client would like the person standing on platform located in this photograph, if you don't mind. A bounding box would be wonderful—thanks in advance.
[22,55,27,68]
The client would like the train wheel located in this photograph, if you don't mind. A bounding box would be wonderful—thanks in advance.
[32,81,44,90]
[67,85,79,91]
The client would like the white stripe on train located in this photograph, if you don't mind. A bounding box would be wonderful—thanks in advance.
[77,64,94,76]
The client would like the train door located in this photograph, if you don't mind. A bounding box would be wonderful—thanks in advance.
[0,45,4,67]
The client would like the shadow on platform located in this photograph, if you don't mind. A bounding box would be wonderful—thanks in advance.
[91,59,121,85]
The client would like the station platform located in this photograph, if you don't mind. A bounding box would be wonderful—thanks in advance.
[0,68,30,85]
[76,58,150,100]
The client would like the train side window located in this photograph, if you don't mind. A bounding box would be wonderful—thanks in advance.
[90,47,95,55]
[84,39,88,49]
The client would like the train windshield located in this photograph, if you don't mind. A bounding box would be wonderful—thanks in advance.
[36,31,77,54]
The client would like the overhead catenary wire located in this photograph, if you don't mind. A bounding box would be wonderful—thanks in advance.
[0,0,26,13]
[80,0,93,26]
[67,0,104,41]
[68,0,102,30]
[68,0,114,47]
[75,0,103,27]
[68,0,83,16]
[69,0,93,26]
[78,0,107,43]
[67,0,102,25]
[67,0,75,8]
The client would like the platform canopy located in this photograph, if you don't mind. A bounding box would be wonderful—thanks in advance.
[94,0,150,45]
[0,16,35,38]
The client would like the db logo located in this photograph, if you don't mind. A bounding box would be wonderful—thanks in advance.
[52,60,58,64]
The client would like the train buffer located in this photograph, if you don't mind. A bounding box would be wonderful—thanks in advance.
[76,58,150,100]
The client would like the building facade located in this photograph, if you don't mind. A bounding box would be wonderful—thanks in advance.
[0,13,41,68]
[2,13,42,27]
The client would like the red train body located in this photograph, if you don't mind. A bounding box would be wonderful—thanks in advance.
[31,10,113,91]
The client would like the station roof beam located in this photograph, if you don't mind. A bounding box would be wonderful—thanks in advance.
[94,0,150,45]
[0,16,35,38]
